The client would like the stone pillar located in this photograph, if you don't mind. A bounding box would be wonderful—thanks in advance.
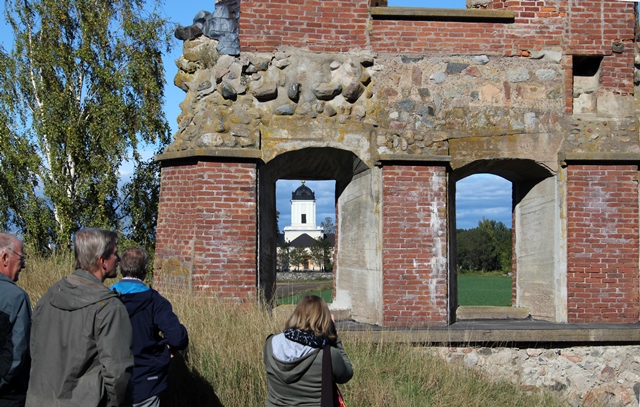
[566,164,639,323]
[381,164,449,327]
[154,159,258,301]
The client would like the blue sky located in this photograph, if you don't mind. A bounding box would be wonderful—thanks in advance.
[1,0,510,231]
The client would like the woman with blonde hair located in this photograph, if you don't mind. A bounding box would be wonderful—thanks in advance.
[264,295,353,406]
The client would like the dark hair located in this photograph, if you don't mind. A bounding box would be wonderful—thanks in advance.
[73,228,118,272]
[119,246,149,280]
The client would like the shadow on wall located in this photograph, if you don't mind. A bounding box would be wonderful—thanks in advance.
[161,352,224,407]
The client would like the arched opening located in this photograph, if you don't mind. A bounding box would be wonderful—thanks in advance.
[275,179,336,305]
[258,147,383,323]
[456,174,513,308]
[451,159,562,322]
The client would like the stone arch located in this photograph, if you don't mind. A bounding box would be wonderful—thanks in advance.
[258,147,383,323]
[452,159,565,322]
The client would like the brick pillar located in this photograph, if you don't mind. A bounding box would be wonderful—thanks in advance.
[154,160,257,301]
[567,165,639,323]
[382,164,449,326]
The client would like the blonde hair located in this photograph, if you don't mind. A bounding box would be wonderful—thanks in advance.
[284,295,336,343]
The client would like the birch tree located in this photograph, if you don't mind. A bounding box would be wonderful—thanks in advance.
[0,0,172,251]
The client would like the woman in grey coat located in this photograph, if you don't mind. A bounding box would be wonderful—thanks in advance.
[264,295,353,407]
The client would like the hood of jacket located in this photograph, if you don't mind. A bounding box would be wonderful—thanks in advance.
[265,333,321,384]
[110,279,153,318]
[47,269,118,311]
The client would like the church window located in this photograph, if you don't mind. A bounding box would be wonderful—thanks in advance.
[301,214,307,224]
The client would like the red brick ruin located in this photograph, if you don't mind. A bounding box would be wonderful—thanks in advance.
[154,0,639,327]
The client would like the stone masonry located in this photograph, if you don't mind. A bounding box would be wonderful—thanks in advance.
[155,0,640,328]
[428,345,640,407]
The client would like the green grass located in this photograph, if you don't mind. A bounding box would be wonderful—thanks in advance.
[278,274,513,307]
[276,288,333,305]
[19,253,566,407]
[458,273,512,306]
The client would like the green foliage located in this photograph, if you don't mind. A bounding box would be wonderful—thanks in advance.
[309,236,332,271]
[0,0,173,252]
[288,246,309,271]
[120,157,162,254]
[457,218,512,273]
[276,240,290,272]
[457,274,512,306]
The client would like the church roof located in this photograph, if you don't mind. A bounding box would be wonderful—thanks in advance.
[292,183,315,200]
[289,233,317,247]
[286,233,335,248]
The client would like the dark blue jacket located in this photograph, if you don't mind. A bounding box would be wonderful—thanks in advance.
[111,280,188,403]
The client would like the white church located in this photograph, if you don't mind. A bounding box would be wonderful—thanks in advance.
[279,181,334,271]
[283,181,323,242]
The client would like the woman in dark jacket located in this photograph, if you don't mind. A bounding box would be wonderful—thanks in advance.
[264,295,353,407]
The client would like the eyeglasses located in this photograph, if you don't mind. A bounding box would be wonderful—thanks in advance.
[7,247,26,263]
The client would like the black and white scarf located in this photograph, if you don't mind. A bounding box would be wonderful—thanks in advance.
[283,328,328,349]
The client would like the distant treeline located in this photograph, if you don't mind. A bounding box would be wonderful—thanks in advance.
[457,218,512,273]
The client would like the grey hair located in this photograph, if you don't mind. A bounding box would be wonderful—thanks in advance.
[119,246,149,280]
[73,228,118,272]
[0,233,19,254]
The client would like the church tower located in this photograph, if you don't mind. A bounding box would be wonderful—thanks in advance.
[283,181,323,242]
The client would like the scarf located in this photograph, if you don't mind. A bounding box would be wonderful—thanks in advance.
[283,328,328,349]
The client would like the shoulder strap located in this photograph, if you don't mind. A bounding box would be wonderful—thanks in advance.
[321,344,334,407]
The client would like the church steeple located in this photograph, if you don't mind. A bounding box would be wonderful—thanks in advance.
[283,181,323,242]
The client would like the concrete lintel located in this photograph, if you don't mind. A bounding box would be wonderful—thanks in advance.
[370,6,515,22]
[559,152,640,163]
[155,148,263,163]
[376,154,451,166]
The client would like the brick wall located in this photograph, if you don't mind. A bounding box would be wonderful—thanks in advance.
[239,1,635,95]
[239,0,370,52]
[566,165,639,323]
[382,165,449,326]
[154,160,258,301]
[567,1,635,94]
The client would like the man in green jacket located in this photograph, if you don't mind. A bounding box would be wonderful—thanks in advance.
[26,228,133,407]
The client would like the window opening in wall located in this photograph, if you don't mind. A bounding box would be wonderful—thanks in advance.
[573,55,603,114]
[275,179,336,305]
[455,174,513,312]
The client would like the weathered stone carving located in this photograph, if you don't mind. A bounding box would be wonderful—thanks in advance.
[174,0,240,56]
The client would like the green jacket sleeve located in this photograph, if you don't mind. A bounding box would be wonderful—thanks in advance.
[331,336,353,384]
[95,299,134,407]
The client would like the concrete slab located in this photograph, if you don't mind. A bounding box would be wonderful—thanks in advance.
[338,319,640,345]
[456,306,531,320]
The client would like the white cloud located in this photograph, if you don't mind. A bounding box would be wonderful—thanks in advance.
[456,174,512,229]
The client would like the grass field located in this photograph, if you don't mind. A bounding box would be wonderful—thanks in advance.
[458,273,512,306]
[277,274,513,307]
[276,287,333,305]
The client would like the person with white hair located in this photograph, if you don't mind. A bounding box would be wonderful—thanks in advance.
[0,233,30,407]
